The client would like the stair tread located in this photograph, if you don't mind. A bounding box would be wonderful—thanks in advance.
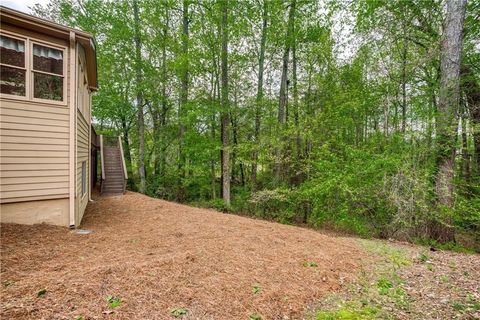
[101,145,126,194]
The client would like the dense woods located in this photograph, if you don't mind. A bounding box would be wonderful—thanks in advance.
[32,0,479,249]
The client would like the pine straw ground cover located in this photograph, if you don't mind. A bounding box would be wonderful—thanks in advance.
[1,192,364,320]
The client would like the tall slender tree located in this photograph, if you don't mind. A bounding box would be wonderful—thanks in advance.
[177,0,190,202]
[274,0,296,182]
[220,0,231,206]
[434,0,467,240]
[133,0,146,193]
[252,0,268,192]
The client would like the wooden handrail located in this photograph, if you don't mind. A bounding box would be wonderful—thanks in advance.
[118,136,128,180]
[100,135,105,181]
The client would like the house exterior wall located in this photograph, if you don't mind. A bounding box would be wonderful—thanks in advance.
[0,198,69,226]
[0,23,75,226]
[75,44,91,225]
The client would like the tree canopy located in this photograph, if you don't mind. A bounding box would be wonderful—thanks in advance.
[32,0,480,249]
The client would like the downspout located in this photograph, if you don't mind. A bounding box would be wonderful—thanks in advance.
[69,31,77,228]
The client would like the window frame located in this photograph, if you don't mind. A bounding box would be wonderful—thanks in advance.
[0,30,67,106]
[0,32,28,101]
[77,53,89,117]
[30,39,67,105]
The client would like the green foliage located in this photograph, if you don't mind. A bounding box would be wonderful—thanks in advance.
[249,188,293,220]
[303,261,318,267]
[376,278,393,295]
[30,0,480,250]
[171,307,188,318]
[316,304,379,320]
[362,242,411,269]
[249,313,262,320]
[106,295,122,308]
[417,252,429,263]
[252,285,261,294]
[415,239,477,254]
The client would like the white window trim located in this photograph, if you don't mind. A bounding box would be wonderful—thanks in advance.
[0,30,67,106]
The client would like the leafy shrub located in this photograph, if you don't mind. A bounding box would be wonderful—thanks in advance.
[249,188,293,221]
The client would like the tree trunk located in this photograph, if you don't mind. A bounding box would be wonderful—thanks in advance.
[159,5,169,177]
[220,0,230,206]
[274,0,296,182]
[433,0,466,241]
[209,72,217,200]
[461,111,470,182]
[133,0,145,193]
[401,11,408,133]
[121,118,134,188]
[177,0,189,202]
[462,65,480,175]
[251,0,268,192]
[292,24,300,161]
[305,70,313,156]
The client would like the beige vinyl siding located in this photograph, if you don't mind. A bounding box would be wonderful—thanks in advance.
[75,109,89,224]
[74,44,90,225]
[0,100,70,203]
[0,25,71,205]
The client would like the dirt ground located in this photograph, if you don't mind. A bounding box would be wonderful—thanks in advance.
[1,192,364,319]
[310,239,480,320]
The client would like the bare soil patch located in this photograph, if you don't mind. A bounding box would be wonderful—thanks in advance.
[1,192,364,319]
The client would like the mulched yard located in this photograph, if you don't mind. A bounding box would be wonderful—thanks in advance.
[1,192,364,319]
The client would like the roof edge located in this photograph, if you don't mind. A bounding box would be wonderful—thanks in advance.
[0,5,98,90]
[0,5,94,40]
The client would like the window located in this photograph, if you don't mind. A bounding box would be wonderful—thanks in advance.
[0,32,66,103]
[81,161,87,197]
[0,35,26,96]
[77,48,90,116]
[32,43,64,101]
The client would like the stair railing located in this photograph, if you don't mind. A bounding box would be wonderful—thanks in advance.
[99,134,105,194]
[117,136,128,193]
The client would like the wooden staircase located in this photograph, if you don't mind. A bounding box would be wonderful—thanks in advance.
[100,136,127,195]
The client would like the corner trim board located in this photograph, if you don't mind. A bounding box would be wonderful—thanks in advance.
[69,31,76,227]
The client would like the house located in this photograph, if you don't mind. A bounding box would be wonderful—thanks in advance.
[0,6,98,227]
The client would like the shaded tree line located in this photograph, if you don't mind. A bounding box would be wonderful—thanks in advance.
[32,0,480,249]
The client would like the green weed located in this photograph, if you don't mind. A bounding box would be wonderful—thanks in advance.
[171,307,188,317]
[376,278,393,295]
[316,304,379,320]
[417,252,429,263]
[361,241,411,268]
[252,285,261,294]
[106,295,122,308]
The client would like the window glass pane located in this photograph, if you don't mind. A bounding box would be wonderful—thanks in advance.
[33,44,63,75]
[33,72,63,101]
[0,35,25,67]
[0,65,25,96]
[82,161,86,196]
